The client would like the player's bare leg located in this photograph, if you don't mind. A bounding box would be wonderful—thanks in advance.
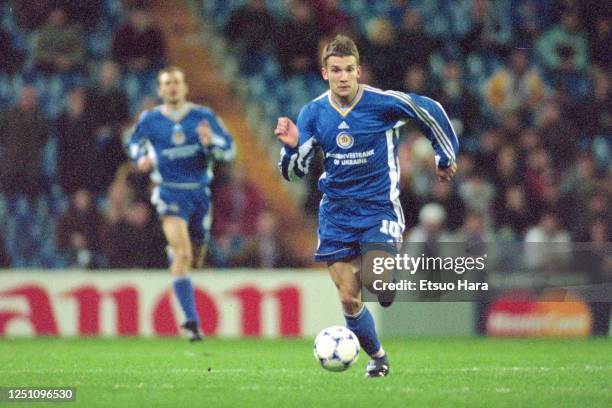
[328,259,389,377]
[162,216,193,276]
[361,249,398,307]
[161,216,202,341]
[328,259,362,315]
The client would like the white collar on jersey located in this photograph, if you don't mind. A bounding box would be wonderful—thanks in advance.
[158,102,196,123]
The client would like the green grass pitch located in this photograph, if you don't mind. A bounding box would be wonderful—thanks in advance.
[0,337,610,407]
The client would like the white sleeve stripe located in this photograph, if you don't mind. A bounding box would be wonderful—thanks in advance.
[386,91,455,162]
[424,96,460,147]
[387,91,455,161]
[392,91,455,161]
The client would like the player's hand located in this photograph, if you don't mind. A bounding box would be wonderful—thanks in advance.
[197,120,213,146]
[137,156,154,173]
[436,162,457,182]
[275,117,298,148]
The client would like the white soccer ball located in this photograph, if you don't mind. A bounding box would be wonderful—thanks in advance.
[313,326,360,372]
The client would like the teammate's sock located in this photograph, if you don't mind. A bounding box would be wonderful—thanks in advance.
[344,305,382,357]
[172,276,199,323]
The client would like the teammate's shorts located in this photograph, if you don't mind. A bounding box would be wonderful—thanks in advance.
[314,195,405,263]
[151,185,211,246]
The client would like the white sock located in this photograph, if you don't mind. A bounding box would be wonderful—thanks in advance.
[373,347,386,358]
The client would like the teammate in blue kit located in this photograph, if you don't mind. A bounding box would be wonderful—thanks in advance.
[276,36,458,376]
[128,66,235,341]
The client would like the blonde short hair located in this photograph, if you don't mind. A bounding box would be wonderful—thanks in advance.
[321,35,360,67]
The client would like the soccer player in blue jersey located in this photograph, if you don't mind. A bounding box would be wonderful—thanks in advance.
[276,36,458,376]
[128,67,235,341]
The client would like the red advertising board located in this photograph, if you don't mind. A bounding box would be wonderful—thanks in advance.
[0,271,344,338]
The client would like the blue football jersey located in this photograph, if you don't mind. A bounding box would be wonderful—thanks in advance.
[127,102,235,188]
[279,85,459,203]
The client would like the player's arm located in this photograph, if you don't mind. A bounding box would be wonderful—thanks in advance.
[197,113,236,163]
[388,91,459,181]
[126,111,154,172]
[276,104,318,182]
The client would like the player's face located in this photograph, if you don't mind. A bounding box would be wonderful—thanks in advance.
[157,71,188,105]
[322,56,361,102]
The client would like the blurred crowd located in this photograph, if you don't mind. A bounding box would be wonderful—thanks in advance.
[0,0,609,270]
[220,0,610,247]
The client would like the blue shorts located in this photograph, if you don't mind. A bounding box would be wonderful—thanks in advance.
[314,195,405,263]
[151,185,211,246]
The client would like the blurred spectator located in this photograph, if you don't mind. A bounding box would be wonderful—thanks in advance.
[111,8,166,73]
[458,174,495,222]
[587,16,611,71]
[460,0,512,57]
[459,211,494,248]
[363,18,401,89]
[386,0,408,28]
[208,224,247,268]
[525,211,571,243]
[0,86,48,200]
[61,0,104,30]
[493,145,521,190]
[493,185,533,238]
[56,189,104,268]
[484,49,545,117]
[103,175,133,225]
[535,100,578,168]
[406,203,453,243]
[34,7,85,74]
[85,61,130,136]
[223,0,276,51]
[550,44,591,103]
[559,153,599,237]
[499,110,524,141]
[511,0,551,48]
[12,0,51,31]
[309,0,353,36]
[212,165,265,237]
[426,182,465,232]
[275,1,321,76]
[230,211,300,268]
[56,87,97,194]
[524,211,571,269]
[535,10,588,71]
[584,192,610,233]
[583,218,611,243]
[401,64,431,95]
[516,127,540,156]
[474,128,502,180]
[568,71,611,140]
[522,147,557,215]
[102,201,167,268]
[0,28,24,74]
[83,61,129,193]
[396,8,439,67]
[432,60,481,139]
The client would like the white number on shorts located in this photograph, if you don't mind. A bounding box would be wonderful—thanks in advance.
[380,220,401,239]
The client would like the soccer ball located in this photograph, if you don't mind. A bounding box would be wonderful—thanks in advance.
[313,326,360,372]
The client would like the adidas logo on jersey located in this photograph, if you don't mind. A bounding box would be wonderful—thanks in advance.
[338,121,350,129]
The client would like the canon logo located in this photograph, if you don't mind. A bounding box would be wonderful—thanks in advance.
[0,282,301,337]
